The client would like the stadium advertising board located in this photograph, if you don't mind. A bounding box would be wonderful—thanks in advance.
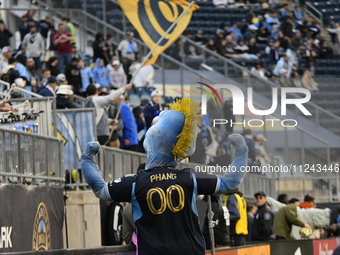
[313,238,338,255]
[237,244,271,255]
[0,185,64,252]
[270,239,314,255]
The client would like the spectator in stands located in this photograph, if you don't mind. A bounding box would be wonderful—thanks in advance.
[54,23,74,73]
[140,98,149,110]
[278,194,289,204]
[248,37,261,58]
[274,198,311,240]
[40,68,51,85]
[22,24,44,71]
[252,191,275,241]
[250,61,267,79]
[109,60,127,90]
[301,70,318,91]
[92,33,106,65]
[105,34,116,64]
[39,16,52,41]
[243,129,256,165]
[293,5,303,21]
[213,0,227,8]
[266,11,280,28]
[115,96,138,151]
[24,18,39,37]
[0,100,13,112]
[214,29,225,47]
[84,83,131,145]
[228,23,244,41]
[0,23,12,49]
[319,41,333,59]
[37,75,57,97]
[1,57,21,86]
[93,58,110,88]
[203,195,230,249]
[46,56,60,77]
[273,53,292,78]
[107,104,124,149]
[118,31,138,80]
[281,18,294,39]
[19,15,28,43]
[232,39,255,60]
[303,43,317,77]
[183,31,201,57]
[65,57,82,94]
[132,57,155,93]
[328,18,337,44]
[0,46,12,72]
[255,16,271,31]
[144,90,163,129]
[225,189,248,246]
[256,24,270,43]
[56,85,78,109]
[61,17,76,45]
[300,194,315,209]
[246,203,257,242]
[194,30,205,46]
[26,57,40,92]
[255,134,268,164]
[79,59,93,94]
[291,32,303,49]
[71,45,82,60]
[47,27,57,59]
[246,9,256,24]
[224,35,236,57]
[206,38,217,53]
[308,20,320,39]
[278,30,289,50]
[260,3,270,18]
[26,10,35,20]
[105,201,126,246]
[15,47,27,66]
[222,97,234,133]
[133,106,146,153]
[280,4,290,17]
[244,24,258,43]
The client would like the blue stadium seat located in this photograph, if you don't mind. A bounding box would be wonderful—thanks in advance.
[147,87,156,95]
[165,96,173,104]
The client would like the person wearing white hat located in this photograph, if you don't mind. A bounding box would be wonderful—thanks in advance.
[0,46,12,72]
[56,85,78,109]
[255,134,268,164]
[143,90,163,130]
[56,73,67,85]
[109,59,127,89]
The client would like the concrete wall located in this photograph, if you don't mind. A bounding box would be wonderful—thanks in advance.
[64,190,101,249]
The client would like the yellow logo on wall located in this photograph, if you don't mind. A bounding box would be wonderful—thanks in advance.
[32,202,51,250]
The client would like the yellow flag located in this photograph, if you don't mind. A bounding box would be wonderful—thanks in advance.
[117,0,199,66]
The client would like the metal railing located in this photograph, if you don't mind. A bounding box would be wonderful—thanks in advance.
[1,97,56,137]
[0,127,64,186]
[55,108,97,188]
[305,2,324,31]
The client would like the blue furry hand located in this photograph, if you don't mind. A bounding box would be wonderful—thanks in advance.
[84,141,100,155]
[228,133,246,148]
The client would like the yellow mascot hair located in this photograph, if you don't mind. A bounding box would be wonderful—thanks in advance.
[169,98,202,159]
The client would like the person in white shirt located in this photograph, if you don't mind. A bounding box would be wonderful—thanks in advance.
[255,134,269,164]
[132,57,155,95]
[109,60,127,89]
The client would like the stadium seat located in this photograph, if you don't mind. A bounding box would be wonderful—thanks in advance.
[165,96,173,104]
[146,87,156,95]
[129,95,141,107]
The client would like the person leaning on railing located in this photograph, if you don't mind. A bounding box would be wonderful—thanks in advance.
[0,99,12,112]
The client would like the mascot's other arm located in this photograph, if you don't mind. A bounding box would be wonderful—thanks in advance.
[215,134,248,194]
[80,142,135,202]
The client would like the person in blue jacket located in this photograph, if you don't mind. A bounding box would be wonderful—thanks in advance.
[93,58,110,88]
[118,97,138,151]
[79,59,93,93]
[37,76,58,97]
[143,90,163,129]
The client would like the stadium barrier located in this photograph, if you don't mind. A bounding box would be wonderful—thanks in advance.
[3,238,339,254]
[0,96,56,137]
[0,185,64,253]
[55,108,97,189]
[0,127,64,186]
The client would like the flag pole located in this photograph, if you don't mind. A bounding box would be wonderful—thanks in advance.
[104,1,195,145]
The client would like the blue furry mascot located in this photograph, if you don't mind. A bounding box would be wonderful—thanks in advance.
[81,98,248,255]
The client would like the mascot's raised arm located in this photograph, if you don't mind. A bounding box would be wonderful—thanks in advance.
[81,97,248,255]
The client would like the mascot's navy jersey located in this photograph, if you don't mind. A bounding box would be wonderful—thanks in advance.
[107,167,218,255]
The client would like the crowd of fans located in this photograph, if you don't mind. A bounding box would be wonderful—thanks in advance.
[185,2,338,90]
